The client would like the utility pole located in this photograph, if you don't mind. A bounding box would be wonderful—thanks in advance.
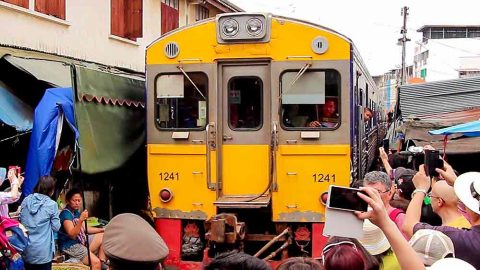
[399,6,410,85]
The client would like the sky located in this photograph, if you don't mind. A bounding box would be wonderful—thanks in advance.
[228,0,480,75]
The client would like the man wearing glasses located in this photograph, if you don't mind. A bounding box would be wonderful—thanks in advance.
[428,181,471,228]
[362,171,408,239]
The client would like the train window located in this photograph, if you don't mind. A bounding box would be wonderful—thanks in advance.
[155,72,208,129]
[280,70,340,129]
[228,77,262,130]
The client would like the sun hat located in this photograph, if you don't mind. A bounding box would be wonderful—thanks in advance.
[453,172,480,215]
[358,219,390,255]
[409,229,454,266]
[0,167,6,185]
[427,257,475,270]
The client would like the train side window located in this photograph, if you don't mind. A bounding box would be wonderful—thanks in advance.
[155,72,208,129]
[228,77,263,130]
[280,70,340,129]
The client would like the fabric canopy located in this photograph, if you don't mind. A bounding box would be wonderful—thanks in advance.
[429,120,480,137]
[23,87,79,197]
[0,80,33,131]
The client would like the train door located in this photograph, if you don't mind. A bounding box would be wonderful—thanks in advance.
[215,63,271,207]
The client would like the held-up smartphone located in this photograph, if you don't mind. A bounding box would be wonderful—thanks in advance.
[8,166,21,177]
[382,138,389,152]
[327,185,368,212]
[424,150,444,177]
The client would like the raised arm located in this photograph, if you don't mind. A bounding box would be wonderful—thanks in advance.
[403,166,431,237]
[379,147,393,176]
[356,187,426,270]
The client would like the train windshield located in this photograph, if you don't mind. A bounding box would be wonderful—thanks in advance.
[281,70,340,129]
[155,72,208,129]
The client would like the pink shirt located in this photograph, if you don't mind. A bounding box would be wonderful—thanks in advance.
[387,207,409,240]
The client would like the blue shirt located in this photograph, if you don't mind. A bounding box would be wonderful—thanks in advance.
[20,193,60,264]
[58,207,80,250]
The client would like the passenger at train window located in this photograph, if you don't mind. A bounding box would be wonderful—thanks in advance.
[364,107,373,122]
[307,98,338,128]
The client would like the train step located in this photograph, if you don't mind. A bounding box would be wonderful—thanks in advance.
[214,194,271,208]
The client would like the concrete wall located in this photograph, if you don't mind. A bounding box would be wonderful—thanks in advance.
[0,0,232,72]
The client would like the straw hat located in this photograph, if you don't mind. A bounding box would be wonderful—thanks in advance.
[358,219,390,255]
[409,229,455,266]
[454,172,480,215]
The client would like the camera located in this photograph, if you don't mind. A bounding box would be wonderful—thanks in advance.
[327,185,368,212]
[424,150,444,177]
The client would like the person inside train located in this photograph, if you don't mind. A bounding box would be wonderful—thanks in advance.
[364,107,373,122]
[307,98,338,128]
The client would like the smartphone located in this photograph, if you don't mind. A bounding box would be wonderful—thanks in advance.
[8,166,21,177]
[382,138,389,152]
[327,185,368,212]
[424,150,444,177]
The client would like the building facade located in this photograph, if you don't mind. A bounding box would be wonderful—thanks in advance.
[0,0,241,72]
[414,25,480,82]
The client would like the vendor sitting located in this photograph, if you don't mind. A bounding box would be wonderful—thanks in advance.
[58,188,107,270]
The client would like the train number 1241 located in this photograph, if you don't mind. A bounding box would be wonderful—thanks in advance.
[312,173,335,183]
[160,172,179,181]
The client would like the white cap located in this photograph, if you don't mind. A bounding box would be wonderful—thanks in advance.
[427,258,475,270]
[454,172,480,215]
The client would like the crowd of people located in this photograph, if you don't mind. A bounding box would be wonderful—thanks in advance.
[2,143,480,270]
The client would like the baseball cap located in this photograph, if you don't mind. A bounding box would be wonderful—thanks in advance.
[453,172,480,215]
[0,167,6,185]
[427,258,475,270]
[358,219,391,255]
[409,229,454,266]
[103,213,169,269]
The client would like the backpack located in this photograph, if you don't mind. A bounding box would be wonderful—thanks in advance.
[0,216,29,270]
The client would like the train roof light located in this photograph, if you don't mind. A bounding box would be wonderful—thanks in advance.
[246,18,263,36]
[222,19,239,37]
[216,13,271,44]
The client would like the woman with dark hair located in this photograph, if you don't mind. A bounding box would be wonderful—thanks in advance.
[204,250,271,270]
[58,188,106,270]
[20,176,60,270]
[276,257,323,270]
[324,237,380,270]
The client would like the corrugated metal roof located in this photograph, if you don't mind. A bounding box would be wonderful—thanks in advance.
[399,76,480,117]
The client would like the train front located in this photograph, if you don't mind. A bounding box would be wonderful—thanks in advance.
[146,13,353,268]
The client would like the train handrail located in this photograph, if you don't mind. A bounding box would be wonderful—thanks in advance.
[206,123,216,190]
[271,121,278,191]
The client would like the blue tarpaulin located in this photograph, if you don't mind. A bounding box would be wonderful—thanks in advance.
[428,120,480,137]
[23,88,79,197]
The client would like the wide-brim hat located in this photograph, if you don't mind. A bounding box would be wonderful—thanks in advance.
[453,172,480,215]
[358,219,391,255]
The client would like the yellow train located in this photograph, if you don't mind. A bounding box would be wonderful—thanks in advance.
[146,12,385,268]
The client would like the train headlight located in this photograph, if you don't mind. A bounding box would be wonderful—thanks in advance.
[222,19,239,37]
[216,13,271,43]
[246,18,263,36]
[160,188,173,203]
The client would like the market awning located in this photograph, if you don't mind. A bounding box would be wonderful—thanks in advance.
[429,120,480,137]
[73,66,145,174]
[0,80,33,131]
